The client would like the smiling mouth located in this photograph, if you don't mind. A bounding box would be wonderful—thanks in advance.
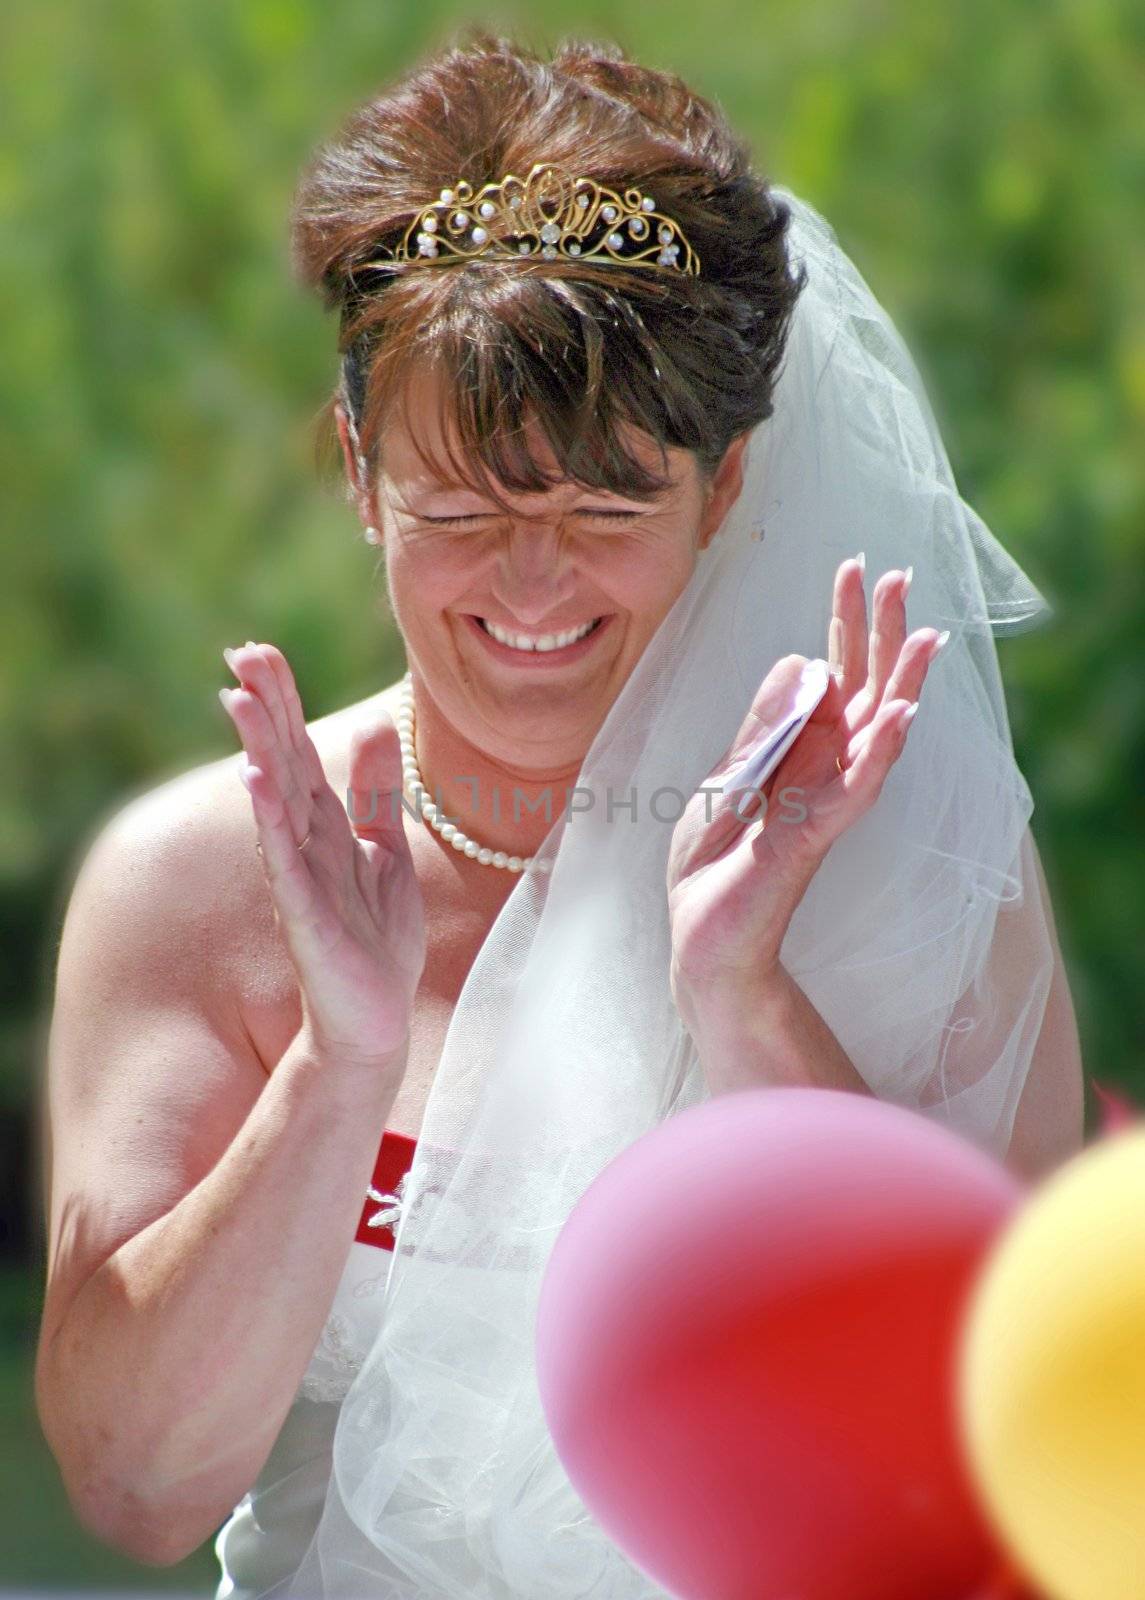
[470,615,607,653]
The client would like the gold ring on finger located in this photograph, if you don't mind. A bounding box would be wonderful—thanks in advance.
[255,830,312,857]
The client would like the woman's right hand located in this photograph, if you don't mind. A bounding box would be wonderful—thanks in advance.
[219,641,427,1070]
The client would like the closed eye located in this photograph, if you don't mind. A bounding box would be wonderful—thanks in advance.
[423,510,642,526]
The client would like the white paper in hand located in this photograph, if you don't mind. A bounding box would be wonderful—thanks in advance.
[720,658,831,798]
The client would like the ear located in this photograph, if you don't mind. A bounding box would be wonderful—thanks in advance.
[335,399,380,534]
[697,432,750,551]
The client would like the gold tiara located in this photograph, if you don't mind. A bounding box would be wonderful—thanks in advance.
[357,161,700,277]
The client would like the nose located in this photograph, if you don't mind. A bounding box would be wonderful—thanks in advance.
[488,520,579,625]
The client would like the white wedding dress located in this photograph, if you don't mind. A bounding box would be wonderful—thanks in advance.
[212,1127,418,1600]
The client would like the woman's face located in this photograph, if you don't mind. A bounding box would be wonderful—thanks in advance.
[341,367,747,772]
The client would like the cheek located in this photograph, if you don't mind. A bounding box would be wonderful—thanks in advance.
[604,538,698,616]
[386,544,480,608]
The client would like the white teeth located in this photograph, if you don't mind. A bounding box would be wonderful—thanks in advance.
[481,617,600,652]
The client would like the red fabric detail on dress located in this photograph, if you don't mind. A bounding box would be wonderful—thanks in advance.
[354,1128,418,1251]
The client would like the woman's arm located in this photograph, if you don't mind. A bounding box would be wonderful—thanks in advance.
[35,790,410,1568]
[675,962,871,1098]
[680,826,1085,1183]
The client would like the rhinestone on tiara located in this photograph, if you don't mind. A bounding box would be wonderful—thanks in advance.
[357,162,700,276]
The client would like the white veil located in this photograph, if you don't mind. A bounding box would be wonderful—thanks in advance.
[266,187,1056,1598]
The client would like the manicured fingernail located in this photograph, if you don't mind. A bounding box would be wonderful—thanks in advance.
[245,639,257,649]
[900,701,919,728]
[218,687,233,710]
[223,647,237,670]
[855,551,866,576]
[931,628,951,656]
[902,565,913,596]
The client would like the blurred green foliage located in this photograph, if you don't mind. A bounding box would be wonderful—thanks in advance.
[1,0,1141,1586]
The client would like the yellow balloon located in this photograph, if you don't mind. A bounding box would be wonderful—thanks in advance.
[959,1125,1145,1600]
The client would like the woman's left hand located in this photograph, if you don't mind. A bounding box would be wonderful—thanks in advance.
[667,556,949,1015]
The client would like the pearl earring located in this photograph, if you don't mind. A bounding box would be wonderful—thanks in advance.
[365,525,381,545]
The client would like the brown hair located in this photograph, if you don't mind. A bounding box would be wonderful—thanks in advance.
[289,25,807,511]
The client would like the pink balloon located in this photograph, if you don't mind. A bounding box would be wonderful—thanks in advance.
[535,1087,1025,1600]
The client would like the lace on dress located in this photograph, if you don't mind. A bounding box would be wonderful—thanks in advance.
[295,1158,413,1405]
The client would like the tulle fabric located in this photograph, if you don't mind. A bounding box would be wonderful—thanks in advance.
[254,188,1056,1598]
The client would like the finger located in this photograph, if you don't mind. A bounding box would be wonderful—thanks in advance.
[884,626,949,708]
[827,603,843,676]
[254,642,329,798]
[827,559,848,672]
[220,682,284,771]
[866,568,910,705]
[221,643,318,802]
[239,761,319,926]
[224,643,293,749]
[251,642,307,749]
[346,713,409,848]
[219,686,311,844]
[831,556,868,700]
[839,696,918,797]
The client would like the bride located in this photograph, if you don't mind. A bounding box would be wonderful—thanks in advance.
[36,25,1084,1598]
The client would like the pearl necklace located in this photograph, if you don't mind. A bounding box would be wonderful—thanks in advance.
[397,671,533,873]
